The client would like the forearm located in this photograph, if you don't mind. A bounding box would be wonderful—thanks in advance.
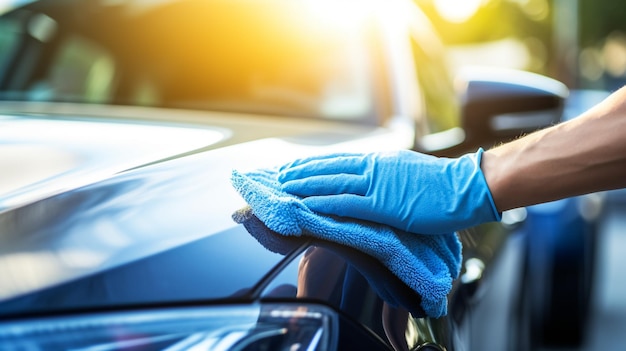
[482,86,626,211]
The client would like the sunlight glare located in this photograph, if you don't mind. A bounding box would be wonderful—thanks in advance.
[433,0,484,23]
[301,0,405,30]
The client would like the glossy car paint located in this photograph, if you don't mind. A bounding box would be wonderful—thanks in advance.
[0,107,412,301]
[0,122,460,349]
[0,108,443,349]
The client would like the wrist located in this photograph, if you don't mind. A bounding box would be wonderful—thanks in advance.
[471,148,502,223]
[480,147,506,212]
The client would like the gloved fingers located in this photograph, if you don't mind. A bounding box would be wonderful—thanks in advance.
[278,154,369,182]
[302,194,375,221]
[281,173,369,197]
[278,152,364,171]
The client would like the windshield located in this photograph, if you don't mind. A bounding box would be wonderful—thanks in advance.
[0,0,377,121]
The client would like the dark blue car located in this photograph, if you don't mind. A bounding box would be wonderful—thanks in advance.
[0,0,603,350]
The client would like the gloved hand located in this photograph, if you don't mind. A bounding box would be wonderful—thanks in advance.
[278,148,501,235]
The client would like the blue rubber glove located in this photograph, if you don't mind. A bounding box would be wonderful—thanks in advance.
[278,148,501,235]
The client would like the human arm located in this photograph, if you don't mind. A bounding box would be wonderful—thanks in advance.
[483,86,626,211]
[278,86,626,234]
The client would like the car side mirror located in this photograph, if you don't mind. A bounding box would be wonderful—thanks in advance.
[458,66,569,149]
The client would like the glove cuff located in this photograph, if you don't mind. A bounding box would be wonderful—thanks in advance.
[473,148,502,223]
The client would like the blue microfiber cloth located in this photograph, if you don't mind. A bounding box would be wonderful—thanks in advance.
[230,167,462,318]
[233,206,427,317]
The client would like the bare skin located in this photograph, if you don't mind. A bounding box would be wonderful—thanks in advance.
[482,86,626,212]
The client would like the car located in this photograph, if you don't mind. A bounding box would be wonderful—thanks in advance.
[0,0,603,350]
[510,89,610,351]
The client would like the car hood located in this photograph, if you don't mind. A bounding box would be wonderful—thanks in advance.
[0,113,228,209]
[0,103,403,209]
[0,103,414,315]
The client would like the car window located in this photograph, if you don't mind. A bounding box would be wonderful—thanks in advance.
[0,0,377,122]
[29,35,116,103]
[409,10,460,134]
[0,17,19,72]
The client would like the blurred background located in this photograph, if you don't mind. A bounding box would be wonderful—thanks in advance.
[4,0,626,92]
[416,1,626,349]
[417,0,626,92]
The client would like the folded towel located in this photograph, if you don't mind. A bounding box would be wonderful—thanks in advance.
[230,168,462,318]
[233,206,427,317]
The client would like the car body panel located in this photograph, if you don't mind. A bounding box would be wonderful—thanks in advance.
[0,103,414,209]
[0,131,460,349]
[0,110,227,207]
[0,109,415,306]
